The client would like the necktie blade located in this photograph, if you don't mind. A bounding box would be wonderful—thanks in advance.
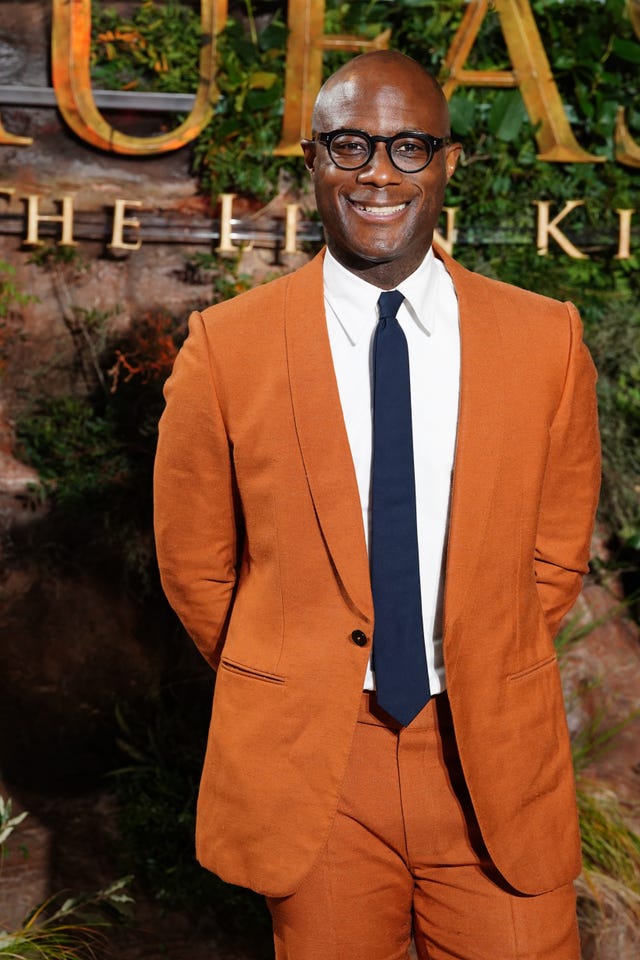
[371,291,431,727]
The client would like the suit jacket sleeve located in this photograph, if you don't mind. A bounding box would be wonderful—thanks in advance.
[533,302,601,638]
[153,310,238,669]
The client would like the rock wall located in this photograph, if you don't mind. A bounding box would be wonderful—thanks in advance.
[0,1,309,407]
[0,0,309,819]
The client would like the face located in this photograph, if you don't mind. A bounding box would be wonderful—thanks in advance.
[301,56,461,289]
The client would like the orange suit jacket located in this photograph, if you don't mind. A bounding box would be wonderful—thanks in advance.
[154,247,600,899]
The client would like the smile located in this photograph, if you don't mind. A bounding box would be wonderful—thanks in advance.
[350,201,408,217]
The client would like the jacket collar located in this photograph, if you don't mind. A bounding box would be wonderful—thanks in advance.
[434,247,507,642]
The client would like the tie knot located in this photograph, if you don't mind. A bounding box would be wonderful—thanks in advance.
[377,290,405,322]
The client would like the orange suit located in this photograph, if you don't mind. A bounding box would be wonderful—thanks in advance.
[153,247,600,900]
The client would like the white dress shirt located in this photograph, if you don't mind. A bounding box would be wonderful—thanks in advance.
[323,247,460,693]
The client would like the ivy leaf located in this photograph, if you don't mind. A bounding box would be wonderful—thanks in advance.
[259,21,287,51]
[612,37,640,64]
[249,71,278,90]
[488,90,527,142]
[625,529,640,551]
[595,100,620,134]
[449,94,475,136]
[246,87,281,111]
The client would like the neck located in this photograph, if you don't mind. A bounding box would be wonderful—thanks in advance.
[327,244,432,290]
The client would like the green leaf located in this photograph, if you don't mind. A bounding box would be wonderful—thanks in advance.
[449,94,475,136]
[624,529,640,551]
[488,90,527,142]
[249,71,278,90]
[612,36,640,64]
[246,87,281,112]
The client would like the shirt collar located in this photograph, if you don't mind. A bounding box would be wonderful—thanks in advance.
[323,247,438,345]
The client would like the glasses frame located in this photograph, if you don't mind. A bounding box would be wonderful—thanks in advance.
[315,128,450,172]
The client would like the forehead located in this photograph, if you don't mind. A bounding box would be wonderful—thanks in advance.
[316,71,445,135]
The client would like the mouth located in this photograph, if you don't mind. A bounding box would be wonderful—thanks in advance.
[348,200,409,218]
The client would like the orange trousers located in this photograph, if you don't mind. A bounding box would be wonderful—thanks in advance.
[267,692,580,960]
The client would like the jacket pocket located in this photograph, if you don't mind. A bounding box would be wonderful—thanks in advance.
[507,653,557,682]
[219,657,286,685]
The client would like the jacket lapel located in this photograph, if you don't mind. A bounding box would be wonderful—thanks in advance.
[284,253,374,623]
[436,250,507,635]
[283,247,507,632]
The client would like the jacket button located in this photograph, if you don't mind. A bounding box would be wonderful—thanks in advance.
[351,629,368,647]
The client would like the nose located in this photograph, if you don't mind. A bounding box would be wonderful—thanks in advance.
[356,142,402,185]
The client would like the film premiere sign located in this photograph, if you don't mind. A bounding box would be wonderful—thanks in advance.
[1,0,639,259]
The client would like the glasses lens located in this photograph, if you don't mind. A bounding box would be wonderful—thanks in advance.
[391,136,432,171]
[328,133,371,169]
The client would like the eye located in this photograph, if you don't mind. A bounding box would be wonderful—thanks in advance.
[394,138,429,158]
[331,135,369,157]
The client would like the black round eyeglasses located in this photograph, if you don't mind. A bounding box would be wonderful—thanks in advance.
[315,129,450,173]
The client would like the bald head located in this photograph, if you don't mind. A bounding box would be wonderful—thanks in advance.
[311,51,450,137]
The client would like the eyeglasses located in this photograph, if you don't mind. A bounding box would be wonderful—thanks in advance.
[316,129,450,173]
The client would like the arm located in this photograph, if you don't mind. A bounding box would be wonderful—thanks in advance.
[534,302,601,638]
[153,311,238,669]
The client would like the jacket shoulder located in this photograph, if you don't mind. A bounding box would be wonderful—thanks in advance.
[440,251,571,317]
[198,252,323,337]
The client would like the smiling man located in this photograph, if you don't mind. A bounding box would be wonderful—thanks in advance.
[303,57,456,286]
[154,51,601,960]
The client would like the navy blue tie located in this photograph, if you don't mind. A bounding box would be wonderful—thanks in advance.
[370,290,430,727]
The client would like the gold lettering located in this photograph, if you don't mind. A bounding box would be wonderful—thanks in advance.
[614,5,640,166]
[615,208,634,260]
[215,193,253,253]
[284,203,301,254]
[533,200,588,258]
[275,0,391,155]
[25,194,76,246]
[51,0,225,155]
[109,199,143,251]
[1,187,631,259]
[0,117,33,147]
[434,207,459,256]
[442,0,603,163]
[615,106,640,168]
[216,193,236,253]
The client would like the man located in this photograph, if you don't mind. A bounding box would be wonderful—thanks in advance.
[154,50,600,960]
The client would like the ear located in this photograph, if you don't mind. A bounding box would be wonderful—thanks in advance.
[300,138,317,173]
[445,142,462,181]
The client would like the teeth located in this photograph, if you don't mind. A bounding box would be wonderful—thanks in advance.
[355,203,406,216]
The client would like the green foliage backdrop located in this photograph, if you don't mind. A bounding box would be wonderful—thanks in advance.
[89,0,640,547]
